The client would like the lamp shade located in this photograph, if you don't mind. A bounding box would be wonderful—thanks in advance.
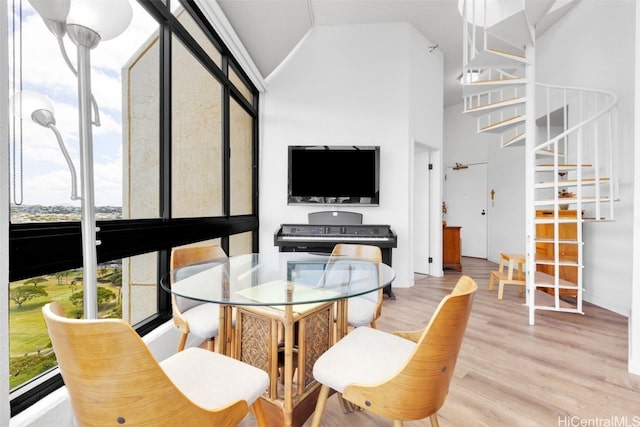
[28,0,70,22]
[66,0,132,41]
[11,90,56,126]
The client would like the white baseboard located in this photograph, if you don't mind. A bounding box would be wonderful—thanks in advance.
[583,294,629,317]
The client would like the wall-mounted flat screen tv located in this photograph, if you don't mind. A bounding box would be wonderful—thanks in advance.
[288,145,380,206]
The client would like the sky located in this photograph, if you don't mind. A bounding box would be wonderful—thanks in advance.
[8,1,158,207]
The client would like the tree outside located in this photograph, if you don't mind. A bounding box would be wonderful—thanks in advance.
[9,267,122,389]
[9,286,48,309]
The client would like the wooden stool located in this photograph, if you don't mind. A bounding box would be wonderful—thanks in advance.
[489,253,525,300]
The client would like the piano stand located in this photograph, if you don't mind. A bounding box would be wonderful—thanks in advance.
[385,283,396,300]
[274,224,397,300]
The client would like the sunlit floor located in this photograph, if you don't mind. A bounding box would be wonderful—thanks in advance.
[238,257,639,426]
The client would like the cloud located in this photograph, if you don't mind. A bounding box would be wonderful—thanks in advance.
[10,1,158,207]
[93,156,123,207]
[14,12,77,96]
[18,169,81,207]
[14,148,123,207]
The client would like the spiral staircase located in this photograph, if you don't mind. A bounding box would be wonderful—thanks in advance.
[459,0,618,324]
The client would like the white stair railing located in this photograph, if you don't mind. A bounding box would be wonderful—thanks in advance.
[528,83,617,322]
[459,0,618,324]
[533,83,618,220]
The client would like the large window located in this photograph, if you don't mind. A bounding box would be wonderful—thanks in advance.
[7,0,259,416]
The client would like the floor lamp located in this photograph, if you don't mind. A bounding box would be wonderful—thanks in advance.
[28,0,132,319]
[16,90,80,202]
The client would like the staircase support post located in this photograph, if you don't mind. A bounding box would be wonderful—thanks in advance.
[525,41,536,325]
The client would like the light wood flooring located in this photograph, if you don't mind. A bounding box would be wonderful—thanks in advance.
[242,257,640,426]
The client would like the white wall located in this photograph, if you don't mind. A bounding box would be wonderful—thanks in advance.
[410,28,444,277]
[260,23,443,287]
[410,29,443,149]
[443,103,526,263]
[536,0,635,316]
[444,104,489,164]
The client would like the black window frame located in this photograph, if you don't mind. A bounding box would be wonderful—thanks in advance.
[9,0,260,416]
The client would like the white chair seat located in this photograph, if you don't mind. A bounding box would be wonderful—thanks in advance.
[311,277,478,427]
[181,303,236,340]
[313,326,415,392]
[323,245,383,330]
[346,296,377,327]
[161,347,269,409]
[181,302,221,338]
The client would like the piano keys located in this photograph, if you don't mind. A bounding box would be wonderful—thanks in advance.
[274,224,397,299]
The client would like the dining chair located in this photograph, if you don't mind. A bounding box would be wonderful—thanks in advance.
[42,301,270,427]
[310,275,477,427]
[170,244,228,352]
[330,243,383,329]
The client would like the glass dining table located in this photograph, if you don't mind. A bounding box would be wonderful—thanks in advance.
[161,251,395,427]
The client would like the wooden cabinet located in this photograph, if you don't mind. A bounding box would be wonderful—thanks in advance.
[535,210,579,296]
[443,226,462,271]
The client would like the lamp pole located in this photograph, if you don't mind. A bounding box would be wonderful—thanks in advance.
[28,0,132,319]
[67,25,100,319]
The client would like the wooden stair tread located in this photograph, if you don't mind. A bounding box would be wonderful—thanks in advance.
[462,78,526,96]
[465,48,527,69]
[535,238,579,244]
[535,256,579,266]
[465,95,527,118]
[468,77,522,85]
[534,271,578,289]
[535,196,611,204]
[502,132,525,147]
[487,48,526,59]
[536,148,565,156]
[480,115,524,131]
[466,96,522,112]
[534,218,582,225]
[536,177,610,185]
[537,163,593,168]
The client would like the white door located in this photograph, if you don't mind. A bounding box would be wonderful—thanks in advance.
[413,147,430,274]
[444,163,487,258]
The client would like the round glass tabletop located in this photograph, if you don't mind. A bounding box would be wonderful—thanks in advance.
[161,251,395,306]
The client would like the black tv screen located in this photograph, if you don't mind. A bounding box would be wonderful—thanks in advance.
[288,146,380,206]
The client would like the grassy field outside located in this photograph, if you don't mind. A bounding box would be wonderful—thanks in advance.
[9,268,122,389]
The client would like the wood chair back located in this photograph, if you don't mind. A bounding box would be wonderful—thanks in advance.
[170,245,227,325]
[170,244,227,270]
[342,275,477,421]
[331,243,382,263]
[42,301,249,427]
[330,244,383,325]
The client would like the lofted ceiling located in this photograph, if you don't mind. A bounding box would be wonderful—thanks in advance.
[213,0,467,106]
[212,0,579,106]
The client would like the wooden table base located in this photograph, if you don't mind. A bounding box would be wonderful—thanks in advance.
[259,386,322,427]
[236,301,335,427]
